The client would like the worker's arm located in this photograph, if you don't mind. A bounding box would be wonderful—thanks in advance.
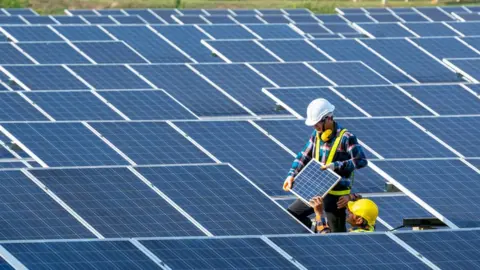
[310,197,331,234]
[287,130,315,177]
[337,193,363,209]
[332,132,368,174]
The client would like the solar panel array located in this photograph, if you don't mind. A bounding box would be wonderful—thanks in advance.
[0,5,479,269]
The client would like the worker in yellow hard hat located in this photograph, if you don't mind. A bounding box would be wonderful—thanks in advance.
[309,196,378,233]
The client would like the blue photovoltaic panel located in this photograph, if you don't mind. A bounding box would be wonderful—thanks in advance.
[251,63,330,87]
[291,160,341,203]
[31,167,203,237]
[414,116,479,157]
[364,8,389,13]
[401,84,480,115]
[294,23,331,34]
[370,13,402,22]
[0,16,25,24]
[467,6,480,12]
[452,13,480,21]
[335,85,433,116]
[200,25,255,39]
[284,8,311,15]
[362,38,461,83]
[0,170,94,240]
[467,84,480,95]
[175,121,295,196]
[173,15,208,24]
[323,23,357,33]
[270,234,430,269]
[264,87,363,118]
[440,6,468,13]
[3,122,129,166]
[403,22,458,37]
[462,37,480,52]
[105,26,190,63]
[358,23,415,37]
[125,9,164,24]
[447,22,480,36]
[1,26,63,41]
[375,160,480,227]
[259,40,329,62]
[203,15,235,24]
[412,37,479,59]
[372,195,433,229]
[339,33,365,38]
[340,118,456,158]
[112,15,146,24]
[98,90,196,120]
[231,9,258,15]
[3,65,87,90]
[288,15,318,23]
[133,65,247,116]
[416,7,454,21]
[396,229,480,269]
[17,42,90,64]
[310,62,391,85]
[312,39,413,84]
[53,25,113,41]
[316,15,346,23]
[138,165,306,235]
[261,15,291,23]
[69,65,152,90]
[206,40,279,63]
[4,8,37,15]
[397,13,429,22]
[342,14,375,23]
[151,9,179,24]
[247,24,302,39]
[74,41,147,64]
[153,25,223,63]
[141,238,297,269]
[204,9,231,15]
[468,159,480,170]
[257,9,285,15]
[447,58,480,81]
[91,122,212,165]
[67,9,97,15]
[193,63,285,115]
[177,9,205,15]
[3,240,160,269]
[337,8,364,14]
[81,15,117,24]
[0,162,29,169]
[24,91,123,120]
[0,43,33,64]
[97,9,124,15]
[0,92,49,121]
[234,15,264,24]
[22,15,57,25]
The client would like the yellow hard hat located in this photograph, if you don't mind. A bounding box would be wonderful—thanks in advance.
[347,199,379,226]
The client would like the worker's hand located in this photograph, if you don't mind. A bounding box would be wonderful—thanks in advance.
[337,195,350,209]
[309,196,324,214]
[320,163,334,171]
[283,176,294,191]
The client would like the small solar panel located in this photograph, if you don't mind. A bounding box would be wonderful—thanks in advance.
[69,65,152,90]
[247,24,302,39]
[284,8,311,15]
[251,63,330,87]
[231,9,258,15]
[200,25,256,39]
[310,62,391,85]
[74,41,147,64]
[447,58,480,81]
[108,15,146,24]
[397,13,429,22]
[0,16,26,24]
[3,65,88,90]
[151,9,179,24]
[403,22,458,37]
[358,23,415,37]
[173,15,208,24]
[31,167,204,237]
[372,195,434,229]
[261,15,291,23]
[259,40,329,62]
[3,122,129,166]
[468,159,480,170]
[414,116,479,157]
[315,15,346,23]
[0,43,34,64]
[141,237,297,269]
[98,90,196,120]
[322,23,357,33]
[17,42,90,64]
[178,9,205,15]
[234,15,264,24]
[4,8,37,15]
[204,9,231,15]
[138,164,306,235]
[463,37,480,52]
[124,9,164,24]
[416,7,454,21]
[53,25,113,41]
[97,9,124,15]
[447,22,480,36]
[1,26,63,41]
[370,13,402,22]
[3,240,160,269]
[91,122,212,165]
[22,15,57,25]
[257,9,285,15]
[204,15,235,24]
[81,15,117,25]
[294,23,330,34]
[67,9,97,16]
[412,37,479,59]
[289,15,318,23]
[205,40,279,62]
[342,14,375,23]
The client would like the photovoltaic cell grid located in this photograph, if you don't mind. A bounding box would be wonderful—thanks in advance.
[204,16,235,24]
[251,63,330,87]
[1,26,64,42]
[16,42,91,64]
[137,165,306,235]
[447,58,480,81]
[310,62,391,85]
[140,238,297,269]
[30,167,204,237]
[53,26,114,41]
[259,40,330,62]
[69,65,152,90]
[2,240,160,269]
[53,15,87,24]
[447,22,480,36]
[358,23,416,38]
[73,41,147,64]
[291,160,342,203]
[0,44,34,64]
[412,37,480,59]
[0,92,48,121]
[246,24,303,39]
[405,22,463,37]
[200,25,256,39]
[206,40,280,63]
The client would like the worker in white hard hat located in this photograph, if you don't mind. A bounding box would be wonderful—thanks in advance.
[309,196,378,233]
[283,98,368,232]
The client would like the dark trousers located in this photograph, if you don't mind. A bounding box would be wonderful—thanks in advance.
[287,195,347,233]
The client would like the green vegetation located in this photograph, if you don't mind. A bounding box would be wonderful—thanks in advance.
[0,0,29,8]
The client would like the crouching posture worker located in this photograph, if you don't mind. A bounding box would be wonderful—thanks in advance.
[310,196,378,233]
[283,98,368,232]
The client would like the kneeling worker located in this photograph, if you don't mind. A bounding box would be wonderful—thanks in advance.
[309,196,378,233]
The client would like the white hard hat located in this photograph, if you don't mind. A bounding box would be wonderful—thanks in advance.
[305,98,335,126]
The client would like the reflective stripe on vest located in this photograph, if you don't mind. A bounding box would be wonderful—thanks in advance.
[350,227,374,233]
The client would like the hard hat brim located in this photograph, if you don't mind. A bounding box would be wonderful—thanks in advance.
[305,118,318,126]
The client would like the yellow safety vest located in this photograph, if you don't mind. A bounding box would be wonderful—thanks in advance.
[350,226,374,233]
[315,128,351,196]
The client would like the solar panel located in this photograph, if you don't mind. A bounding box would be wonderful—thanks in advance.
[173,15,208,24]
[133,64,248,116]
[362,38,461,83]
[447,22,480,36]
[73,41,147,63]
[31,167,204,237]
[342,14,375,23]
[452,12,480,21]
[69,65,152,90]
[357,23,416,37]
[124,9,164,24]
[0,43,34,64]
[98,90,196,120]
[416,7,454,21]
[3,240,160,269]
[310,62,391,85]
[322,23,358,33]
[269,234,430,269]
[203,15,235,24]
[91,122,212,164]
[370,13,402,22]
[22,15,57,25]
[53,25,113,41]
[412,37,479,59]
[340,118,456,158]
[205,40,279,62]
[375,159,480,227]
[4,8,37,15]
[403,22,458,37]
[414,116,479,157]
[467,6,480,12]
[467,84,480,95]
[0,16,26,24]
[17,42,90,64]
[111,15,146,24]
[261,15,291,23]
[204,9,231,15]
[193,63,286,115]
[24,91,123,120]
[138,164,306,235]
[336,7,364,14]
[397,13,429,22]
[175,121,295,196]
[257,9,285,15]
[0,170,94,240]
[259,40,329,62]
[315,15,346,23]
[151,9,179,24]
[312,39,414,84]
[3,122,129,166]
[364,8,389,13]
[401,84,480,115]
[153,25,223,63]
[1,26,63,41]
[251,63,330,87]
[200,25,256,39]
[233,15,264,24]
[231,9,258,15]
[96,9,124,15]
[81,15,117,25]
[335,85,433,116]
[67,9,97,15]
[468,159,480,170]
[372,195,434,229]
[288,15,318,23]
[140,237,297,269]
[246,24,302,39]
[284,8,311,15]
[2,65,88,90]
[294,23,331,34]
[462,37,480,52]
[178,9,205,15]
[446,58,480,81]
